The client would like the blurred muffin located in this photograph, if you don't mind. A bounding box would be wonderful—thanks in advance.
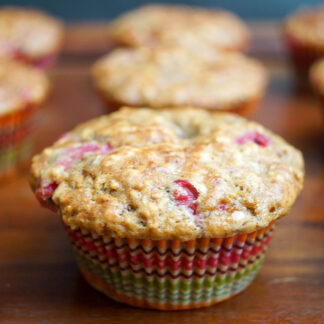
[283,7,324,74]
[109,4,249,52]
[0,58,49,178]
[310,58,324,105]
[0,7,64,70]
[92,46,267,116]
[30,107,304,310]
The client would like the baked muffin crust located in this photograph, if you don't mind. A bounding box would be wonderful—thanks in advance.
[0,58,50,117]
[284,7,324,49]
[109,4,249,51]
[31,107,304,240]
[92,46,267,111]
[0,7,64,61]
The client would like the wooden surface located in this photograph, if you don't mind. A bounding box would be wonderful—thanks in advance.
[1,23,324,324]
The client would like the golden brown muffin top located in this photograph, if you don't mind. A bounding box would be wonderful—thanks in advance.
[0,58,50,117]
[109,4,249,51]
[310,58,324,94]
[30,107,304,240]
[0,7,64,60]
[283,7,324,48]
[92,46,267,111]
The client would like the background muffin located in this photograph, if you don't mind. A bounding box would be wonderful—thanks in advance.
[0,7,64,70]
[92,46,267,116]
[109,4,250,52]
[0,58,50,177]
[283,7,324,75]
[30,107,304,310]
[310,58,324,107]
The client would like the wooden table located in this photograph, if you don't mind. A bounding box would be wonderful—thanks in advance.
[1,23,324,323]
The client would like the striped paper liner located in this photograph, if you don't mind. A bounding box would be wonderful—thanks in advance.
[95,88,262,117]
[65,221,275,310]
[0,102,38,129]
[284,34,324,75]
[0,135,33,178]
[0,117,35,178]
[0,121,33,147]
[31,54,58,71]
[7,52,59,71]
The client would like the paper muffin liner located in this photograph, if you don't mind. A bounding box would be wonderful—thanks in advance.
[284,34,324,75]
[31,54,59,71]
[0,108,36,178]
[0,135,33,178]
[309,69,324,113]
[0,102,39,130]
[95,88,262,117]
[8,52,60,72]
[65,221,275,310]
[314,95,324,117]
[224,97,262,117]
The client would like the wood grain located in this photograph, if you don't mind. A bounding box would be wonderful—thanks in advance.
[0,23,324,324]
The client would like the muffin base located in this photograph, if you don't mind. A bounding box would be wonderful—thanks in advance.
[108,38,249,53]
[8,45,62,71]
[0,106,37,179]
[310,71,324,108]
[0,135,33,179]
[65,221,275,310]
[96,89,262,117]
[31,54,59,70]
[284,34,324,76]
[0,103,38,129]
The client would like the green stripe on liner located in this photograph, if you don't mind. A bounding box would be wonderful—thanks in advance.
[92,270,259,303]
[74,250,265,296]
[0,137,32,171]
[93,274,257,303]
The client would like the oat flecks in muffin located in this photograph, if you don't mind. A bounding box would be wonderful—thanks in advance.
[284,7,324,49]
[30,107,304,240]
[0,58,50,116]
[109,4,249,51]
[0,7,64,61]
[92,46,267,111]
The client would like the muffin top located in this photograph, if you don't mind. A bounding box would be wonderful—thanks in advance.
[109,4,249,52]
[92,46,267,111]
[310,59,324,94]
[0,7,64,61]
[31,107,304,240]
[284,7,324,48]
[0,58,50,117]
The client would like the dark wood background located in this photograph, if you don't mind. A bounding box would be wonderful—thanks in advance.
[0,23,323,324]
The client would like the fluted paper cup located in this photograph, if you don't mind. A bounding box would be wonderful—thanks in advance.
[65,221,275,310]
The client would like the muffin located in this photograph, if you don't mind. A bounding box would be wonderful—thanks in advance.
[310,58,324,106]
[30,107,304,310]
[0,58,50,177]
[283,7,324,74]
[92,46,267,116]
[0,7,64,70]
[108,4,250,52]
